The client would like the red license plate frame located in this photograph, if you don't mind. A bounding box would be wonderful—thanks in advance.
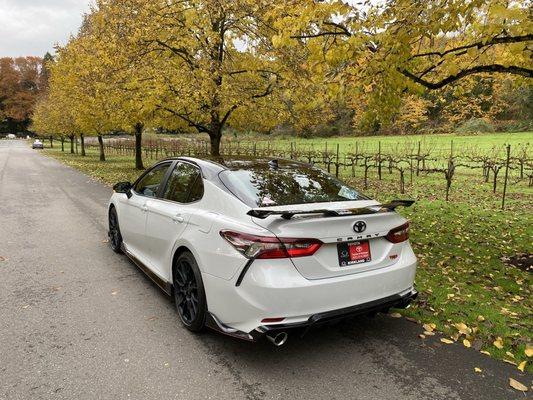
[337,240,371,266]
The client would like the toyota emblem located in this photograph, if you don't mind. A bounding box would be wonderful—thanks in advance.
[353,221,367,233]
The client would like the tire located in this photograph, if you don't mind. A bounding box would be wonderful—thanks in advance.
[173,251,207,332]
[108,207,123,254]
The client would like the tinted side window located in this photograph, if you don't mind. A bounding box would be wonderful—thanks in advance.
[163,162,204,203]
[134,163,171,198]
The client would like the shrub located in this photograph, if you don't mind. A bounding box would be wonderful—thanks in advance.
[493,120,533,132]
[455,118,495,134]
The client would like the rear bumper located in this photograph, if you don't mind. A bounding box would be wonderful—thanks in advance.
[253,288,418,337]
[206,289,418,342]
[203,242,417,334]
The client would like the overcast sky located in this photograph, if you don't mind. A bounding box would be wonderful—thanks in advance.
[0,0,91,57]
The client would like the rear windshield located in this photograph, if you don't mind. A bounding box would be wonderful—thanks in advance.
[219,161,367,207]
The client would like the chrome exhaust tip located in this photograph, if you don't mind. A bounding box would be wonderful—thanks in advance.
[266,332,288,347]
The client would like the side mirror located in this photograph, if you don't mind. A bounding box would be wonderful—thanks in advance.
[113,182,133,198]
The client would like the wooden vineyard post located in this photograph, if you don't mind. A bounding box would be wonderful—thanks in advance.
[450,140,454,159]
[351,149,356,178]
[502,144,511,210]
[335,143,340,177]
[325,142,330,173]
[378,141,382,180]
[290,142,294,159]
[409,156,413,185]
[416,141,421,176]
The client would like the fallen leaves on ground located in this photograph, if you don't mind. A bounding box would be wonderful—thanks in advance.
[509,378,528,392]
[423,323,436,332]
[454,322,471,335]
[517,361,526,372]
[389,312,402,318]
[441,338,454,344]
[493,337,504,349]
[474,367,482,373]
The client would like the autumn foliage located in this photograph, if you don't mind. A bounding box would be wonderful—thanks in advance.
[0,56,49,133]
[29,0,532,161]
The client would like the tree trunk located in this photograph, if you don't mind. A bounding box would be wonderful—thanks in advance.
[70,135,74,154]
[60,137,64,152]
[80,134,86,156]
[134,123,144,170]
[97,134,106,161]
[49,136,53,148]
[209,130,222,157]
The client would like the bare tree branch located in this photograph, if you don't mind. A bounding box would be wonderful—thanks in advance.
[410,34,533,59]
[400,64,533,90]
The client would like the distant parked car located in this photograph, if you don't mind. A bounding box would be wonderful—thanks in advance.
[32,139,44,149]
[6,134,16,139]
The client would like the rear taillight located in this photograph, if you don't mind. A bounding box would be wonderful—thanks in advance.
[385,222,410,243]
[220,230,322,259]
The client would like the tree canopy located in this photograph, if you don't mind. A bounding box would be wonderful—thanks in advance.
[31,0,532,154]
[0,56,48,133]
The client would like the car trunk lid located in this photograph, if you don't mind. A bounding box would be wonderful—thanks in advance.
[251,200,409,279]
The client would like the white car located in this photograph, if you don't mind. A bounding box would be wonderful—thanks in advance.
[32,139,44,149]
[108,157,417,345]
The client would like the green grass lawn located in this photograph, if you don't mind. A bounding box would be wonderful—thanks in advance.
[225,131,532,155]
[42,137,532,372]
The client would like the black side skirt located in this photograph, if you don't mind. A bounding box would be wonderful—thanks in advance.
[124,249,172,296]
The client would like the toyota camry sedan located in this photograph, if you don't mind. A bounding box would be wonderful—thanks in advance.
[108,157,417,345]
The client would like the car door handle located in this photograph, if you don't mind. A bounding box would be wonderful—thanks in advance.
[141,204,148,212]
[172,214,185,223]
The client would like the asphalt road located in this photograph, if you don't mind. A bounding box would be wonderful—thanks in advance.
[0,140,529,400]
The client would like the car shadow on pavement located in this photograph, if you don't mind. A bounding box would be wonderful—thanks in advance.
[195,311,523,400]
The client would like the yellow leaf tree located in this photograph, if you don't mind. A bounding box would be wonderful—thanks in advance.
[270,0,532,130]
[93,0,288,156]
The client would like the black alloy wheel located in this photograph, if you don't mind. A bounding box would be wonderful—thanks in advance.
[173,252,206,332]
[108,207,123,253]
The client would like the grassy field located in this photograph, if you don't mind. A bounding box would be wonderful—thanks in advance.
[224,131,532,155]
[42,132,532,372]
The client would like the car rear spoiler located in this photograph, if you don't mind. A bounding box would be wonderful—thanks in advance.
[247,199,415,220]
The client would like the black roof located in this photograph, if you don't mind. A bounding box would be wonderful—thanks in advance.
[151,156,315,187]
[178,156,312,178]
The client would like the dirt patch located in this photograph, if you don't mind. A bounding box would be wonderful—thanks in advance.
[503,253,532,273]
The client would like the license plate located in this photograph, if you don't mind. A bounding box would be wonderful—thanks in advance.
[337,240,371,266]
